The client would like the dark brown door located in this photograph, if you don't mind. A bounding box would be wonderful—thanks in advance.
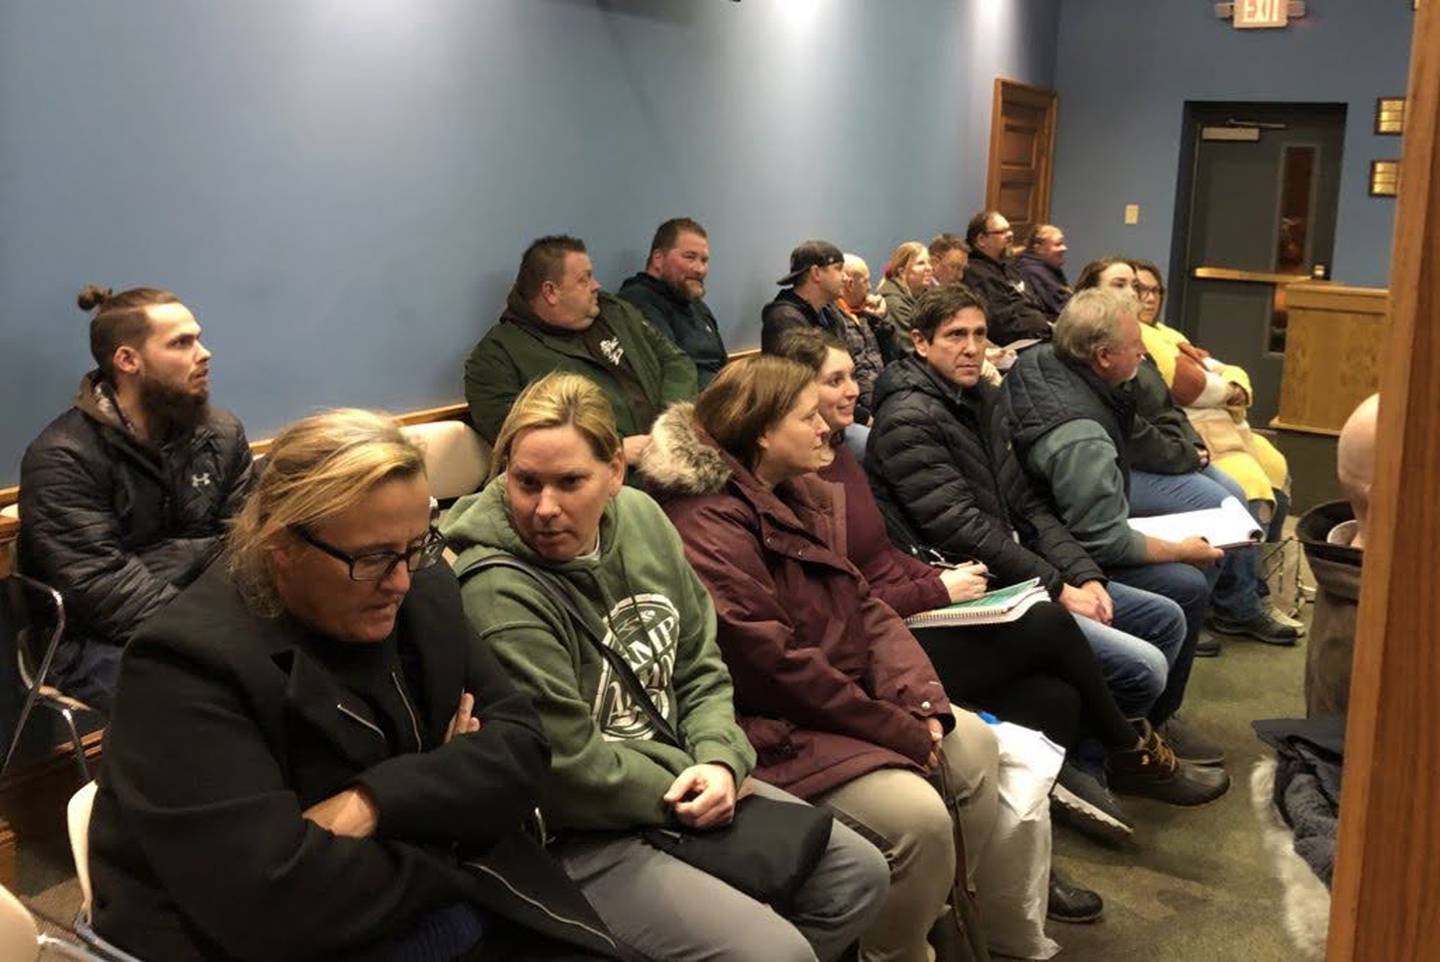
[986,79,1057,243]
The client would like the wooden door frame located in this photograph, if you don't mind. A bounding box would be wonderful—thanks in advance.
[985,78,1058,228]
[1327,3,1440,959]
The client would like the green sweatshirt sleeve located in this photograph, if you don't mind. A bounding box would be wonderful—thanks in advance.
[462,584,695,831]
[668,541,758,783]
[463,334,524,445]
[1027,420,1149,568]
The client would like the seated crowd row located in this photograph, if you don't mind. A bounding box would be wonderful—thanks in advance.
[12,212,1304,961]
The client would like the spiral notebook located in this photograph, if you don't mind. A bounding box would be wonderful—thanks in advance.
[1126,496,1264,549]
[903,577,1049,629]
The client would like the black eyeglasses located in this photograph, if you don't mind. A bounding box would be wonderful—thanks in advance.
[290,525,447,582]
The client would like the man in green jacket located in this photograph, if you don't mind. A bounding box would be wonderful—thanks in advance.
[465,234,699,466]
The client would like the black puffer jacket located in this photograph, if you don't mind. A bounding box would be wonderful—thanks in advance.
[18,373,253,649]
[961,250,1053,346]
[618,272,729,387]
[866,355,1103,598]
[760,288,845,353]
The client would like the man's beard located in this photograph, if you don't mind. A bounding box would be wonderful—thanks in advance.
[665,275,704,302]
[138,374,209,438]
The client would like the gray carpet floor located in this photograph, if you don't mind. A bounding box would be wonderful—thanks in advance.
[1049,535,1314,961]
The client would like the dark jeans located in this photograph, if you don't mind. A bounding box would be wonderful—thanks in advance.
[51,636,121,715]
[1104,561,1211,725]
[1128,467,1266,622]
[913,601,1138,751]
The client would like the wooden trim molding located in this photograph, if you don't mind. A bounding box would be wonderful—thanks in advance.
[1327,2,1440,957]
[249,401,470,456]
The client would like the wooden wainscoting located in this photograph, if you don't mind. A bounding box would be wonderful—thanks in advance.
[1272,283,1388,435]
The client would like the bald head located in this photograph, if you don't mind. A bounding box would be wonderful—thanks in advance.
[841,253,872,313]
[1337,393,1380,548]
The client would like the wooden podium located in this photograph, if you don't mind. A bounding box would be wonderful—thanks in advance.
[1271,283,1388,435]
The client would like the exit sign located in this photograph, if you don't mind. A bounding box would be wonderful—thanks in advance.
[1235,0,1288,27]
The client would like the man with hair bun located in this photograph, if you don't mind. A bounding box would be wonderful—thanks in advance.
[18,285,252,711]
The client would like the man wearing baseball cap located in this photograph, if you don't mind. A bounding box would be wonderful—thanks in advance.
[760,240,849,354]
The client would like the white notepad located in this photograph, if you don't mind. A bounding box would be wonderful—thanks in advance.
[903,578,1050,628]
[1127,496,1263,549]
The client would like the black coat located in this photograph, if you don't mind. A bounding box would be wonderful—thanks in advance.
[866,356,1104,598]
[90,562,619,962]
[617,272,728,388]
[760,289,845,353]
[18,375,253,650]
[961,250,1053,346]
[1127,357,1206,475]
[1014,252,1071,321]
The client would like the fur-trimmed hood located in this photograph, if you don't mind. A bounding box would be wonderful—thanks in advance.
[636,402,736,498]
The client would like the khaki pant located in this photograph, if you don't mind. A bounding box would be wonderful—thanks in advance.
[812,709,1001,962]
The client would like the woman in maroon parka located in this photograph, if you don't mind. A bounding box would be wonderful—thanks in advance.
[637,353,1043,961]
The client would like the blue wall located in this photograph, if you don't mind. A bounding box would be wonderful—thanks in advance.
[1050,0,1412,292]
[0,0,1059,484]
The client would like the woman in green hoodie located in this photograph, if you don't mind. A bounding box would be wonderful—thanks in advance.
[443,373,887,962]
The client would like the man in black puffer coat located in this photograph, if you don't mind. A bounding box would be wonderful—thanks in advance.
[18,286,252,712]
[866,285,1189,723]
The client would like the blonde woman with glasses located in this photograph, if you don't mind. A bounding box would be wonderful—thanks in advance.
[90,408,618,961]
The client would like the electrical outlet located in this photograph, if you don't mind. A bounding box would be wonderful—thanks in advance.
[1124,204,1140,225]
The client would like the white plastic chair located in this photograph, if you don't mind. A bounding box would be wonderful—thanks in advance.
[0,879,106,960]
[66,782,145,962]
[399,421,492,502]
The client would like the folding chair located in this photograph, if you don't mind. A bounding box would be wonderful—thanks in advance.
[0,878,112,961]
[399,421,492,504]
[66,782,145,962]
[1,567,95,782]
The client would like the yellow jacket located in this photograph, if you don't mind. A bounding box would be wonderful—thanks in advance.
[1140,321,1288,506]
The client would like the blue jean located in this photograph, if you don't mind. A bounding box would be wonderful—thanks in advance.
[1105,561,1211,724]
[1073,581,1185,719]
[1128,467,1265,622]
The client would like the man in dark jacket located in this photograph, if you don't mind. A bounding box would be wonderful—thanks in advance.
[760,240,850,354]
[465,234,698,466]
[1003,289,1238,757]
[961,210,1053,346]
[19,286,252,712]
[866,285,1187,726]
[1014,224,1073,320]
[617,217,728,387]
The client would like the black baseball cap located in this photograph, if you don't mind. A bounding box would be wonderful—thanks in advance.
[776,240,844,286]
